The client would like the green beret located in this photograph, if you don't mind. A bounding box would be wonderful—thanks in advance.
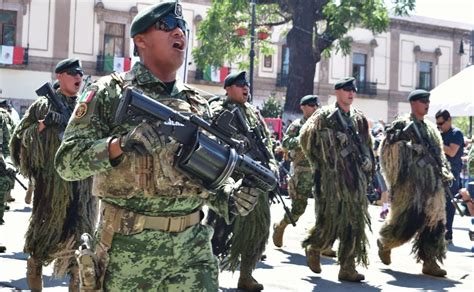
[224,71,247,88]
[300,95,320,106]
[55,58,82,73]
[334,77,357,91]
[408,89,430,101]
[0,99,8,106]
[130,1,182,37]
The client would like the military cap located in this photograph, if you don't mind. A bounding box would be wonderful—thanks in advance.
[130,1,183,37]
[224,71,248,88]
[334,77,357,91]
[407,89,430,101]
[0,99,8,107]
[300,95,320,106]
[55,58,82,74]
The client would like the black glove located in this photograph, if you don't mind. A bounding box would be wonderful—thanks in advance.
[120,121,166,156]
[230,179,262,216]
[44,111,68,127]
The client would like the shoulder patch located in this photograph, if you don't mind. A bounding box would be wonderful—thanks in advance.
[78,90,96,103]
[74,103,88,119]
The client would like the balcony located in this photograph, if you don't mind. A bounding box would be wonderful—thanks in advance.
[276,72,288,87]
[357,81,377,96]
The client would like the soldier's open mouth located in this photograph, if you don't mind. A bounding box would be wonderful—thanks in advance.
[74,82,81,87]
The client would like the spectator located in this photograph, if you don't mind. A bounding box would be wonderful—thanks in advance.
[435,109,464,244]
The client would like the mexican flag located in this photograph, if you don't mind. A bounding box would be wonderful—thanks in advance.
[104,55,131,72]
[204,65,229,83]
[0,46,25,65]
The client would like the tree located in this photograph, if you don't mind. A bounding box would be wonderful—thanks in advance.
[260,93,283,118]
[192,0,415,115]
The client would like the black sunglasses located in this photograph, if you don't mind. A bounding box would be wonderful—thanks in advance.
[417,98,430,104]
[234,79,249,88]
[436,120,445,126]
[65,68,84,77]
[155,15,187,35]
[342,86,356,92]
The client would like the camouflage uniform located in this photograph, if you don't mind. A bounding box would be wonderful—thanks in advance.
[0,108,15,224]
[9,88,96,289]
[378,114,448,276]
[281,117,313,222]
[299,103,374,280]
[55,63,235,291]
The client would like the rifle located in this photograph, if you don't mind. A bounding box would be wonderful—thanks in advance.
[114,87,277,193]
[0,161,27,190]
[403,121,464,216]
[327,108,366,165]
[35,82,72,128]
[214,107,296,226]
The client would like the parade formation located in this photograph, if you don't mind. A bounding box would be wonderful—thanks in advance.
[0,0,473,291]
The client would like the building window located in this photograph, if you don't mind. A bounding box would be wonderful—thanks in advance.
[277,45,289,86]
[104,22,125,57]
[418,61,432,90]
[352,53,366,83]
[0,10,17,46]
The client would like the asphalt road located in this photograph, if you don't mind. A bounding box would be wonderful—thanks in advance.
[1,178,473,291]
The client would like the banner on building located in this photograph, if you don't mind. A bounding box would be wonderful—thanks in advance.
[0,46,24,65]
[204,65,229,83]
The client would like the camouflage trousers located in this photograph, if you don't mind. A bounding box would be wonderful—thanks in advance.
[104,223,218,291]
[0,176,14,221]
[282,170,312,224]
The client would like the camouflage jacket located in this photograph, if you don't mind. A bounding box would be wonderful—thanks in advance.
[282,117,310,169]
[10,91,76,176]
[210,97,277,171]
[55,63,230,219]
[381,114,451,187]
[0,108,12,157]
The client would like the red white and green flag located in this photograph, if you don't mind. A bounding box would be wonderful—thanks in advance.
[104,55,131,72]
[0,46,24,65]
[204,65,229,83]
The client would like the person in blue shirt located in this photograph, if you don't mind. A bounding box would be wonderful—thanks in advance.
[435,109,464,243]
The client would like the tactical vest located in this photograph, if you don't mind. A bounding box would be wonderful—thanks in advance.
[92,73,210,200]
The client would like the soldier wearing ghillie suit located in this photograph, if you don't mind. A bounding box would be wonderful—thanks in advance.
[55,2,259,291]
[0,102,15,226]
[273,95,337,259]
[0,100,16,208]
[377,89,450,277]
[207,71,276,291]
[299,77,374,282]
[9,58,97,291]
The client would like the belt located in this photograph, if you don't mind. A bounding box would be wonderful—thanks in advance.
[143,210,201,233]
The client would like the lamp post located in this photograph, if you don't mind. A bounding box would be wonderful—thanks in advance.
[248,0,256,103]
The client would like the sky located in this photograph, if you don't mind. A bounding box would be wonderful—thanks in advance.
[388,0,474,25]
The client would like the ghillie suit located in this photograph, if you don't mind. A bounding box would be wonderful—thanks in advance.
[378,114,449,276]
[299,103,374,281]
[9,91,97,289]
[206,97,274,290]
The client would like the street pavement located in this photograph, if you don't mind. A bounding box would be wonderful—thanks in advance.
[1,178,473,291]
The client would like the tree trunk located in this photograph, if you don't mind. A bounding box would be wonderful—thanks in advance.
[283,1,317,115]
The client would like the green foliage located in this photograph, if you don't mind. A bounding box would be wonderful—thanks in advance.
[453,116,473,138]
[260,94,283,118]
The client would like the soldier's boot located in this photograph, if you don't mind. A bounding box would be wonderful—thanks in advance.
[25,185,33,204]
[338,261,365,282]
[237,263,263,291]
[377,239,391,265]
[68,266,80,292]
[27,257,43,291]
[321,247,337,258]
[272,221,288,248]
[305,246,321,274]
[0,245,6,253]
[422,260,447,277]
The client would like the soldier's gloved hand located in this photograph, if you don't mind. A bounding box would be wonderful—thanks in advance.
[230,180,262,216]
[336,131,348,145]
[441,167,454,183]
[120,121,166,156]
[43,111,68,127]
[361,156,373,172]
[407,142,424,155]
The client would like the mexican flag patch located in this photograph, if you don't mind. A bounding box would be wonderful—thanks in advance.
[79,90,96,103]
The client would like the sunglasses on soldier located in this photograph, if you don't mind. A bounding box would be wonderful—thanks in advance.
[155,15,187,35]
[234,79,250,88]
[65,68,84,77]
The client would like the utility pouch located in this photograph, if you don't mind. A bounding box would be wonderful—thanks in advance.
[75,233,101,291]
